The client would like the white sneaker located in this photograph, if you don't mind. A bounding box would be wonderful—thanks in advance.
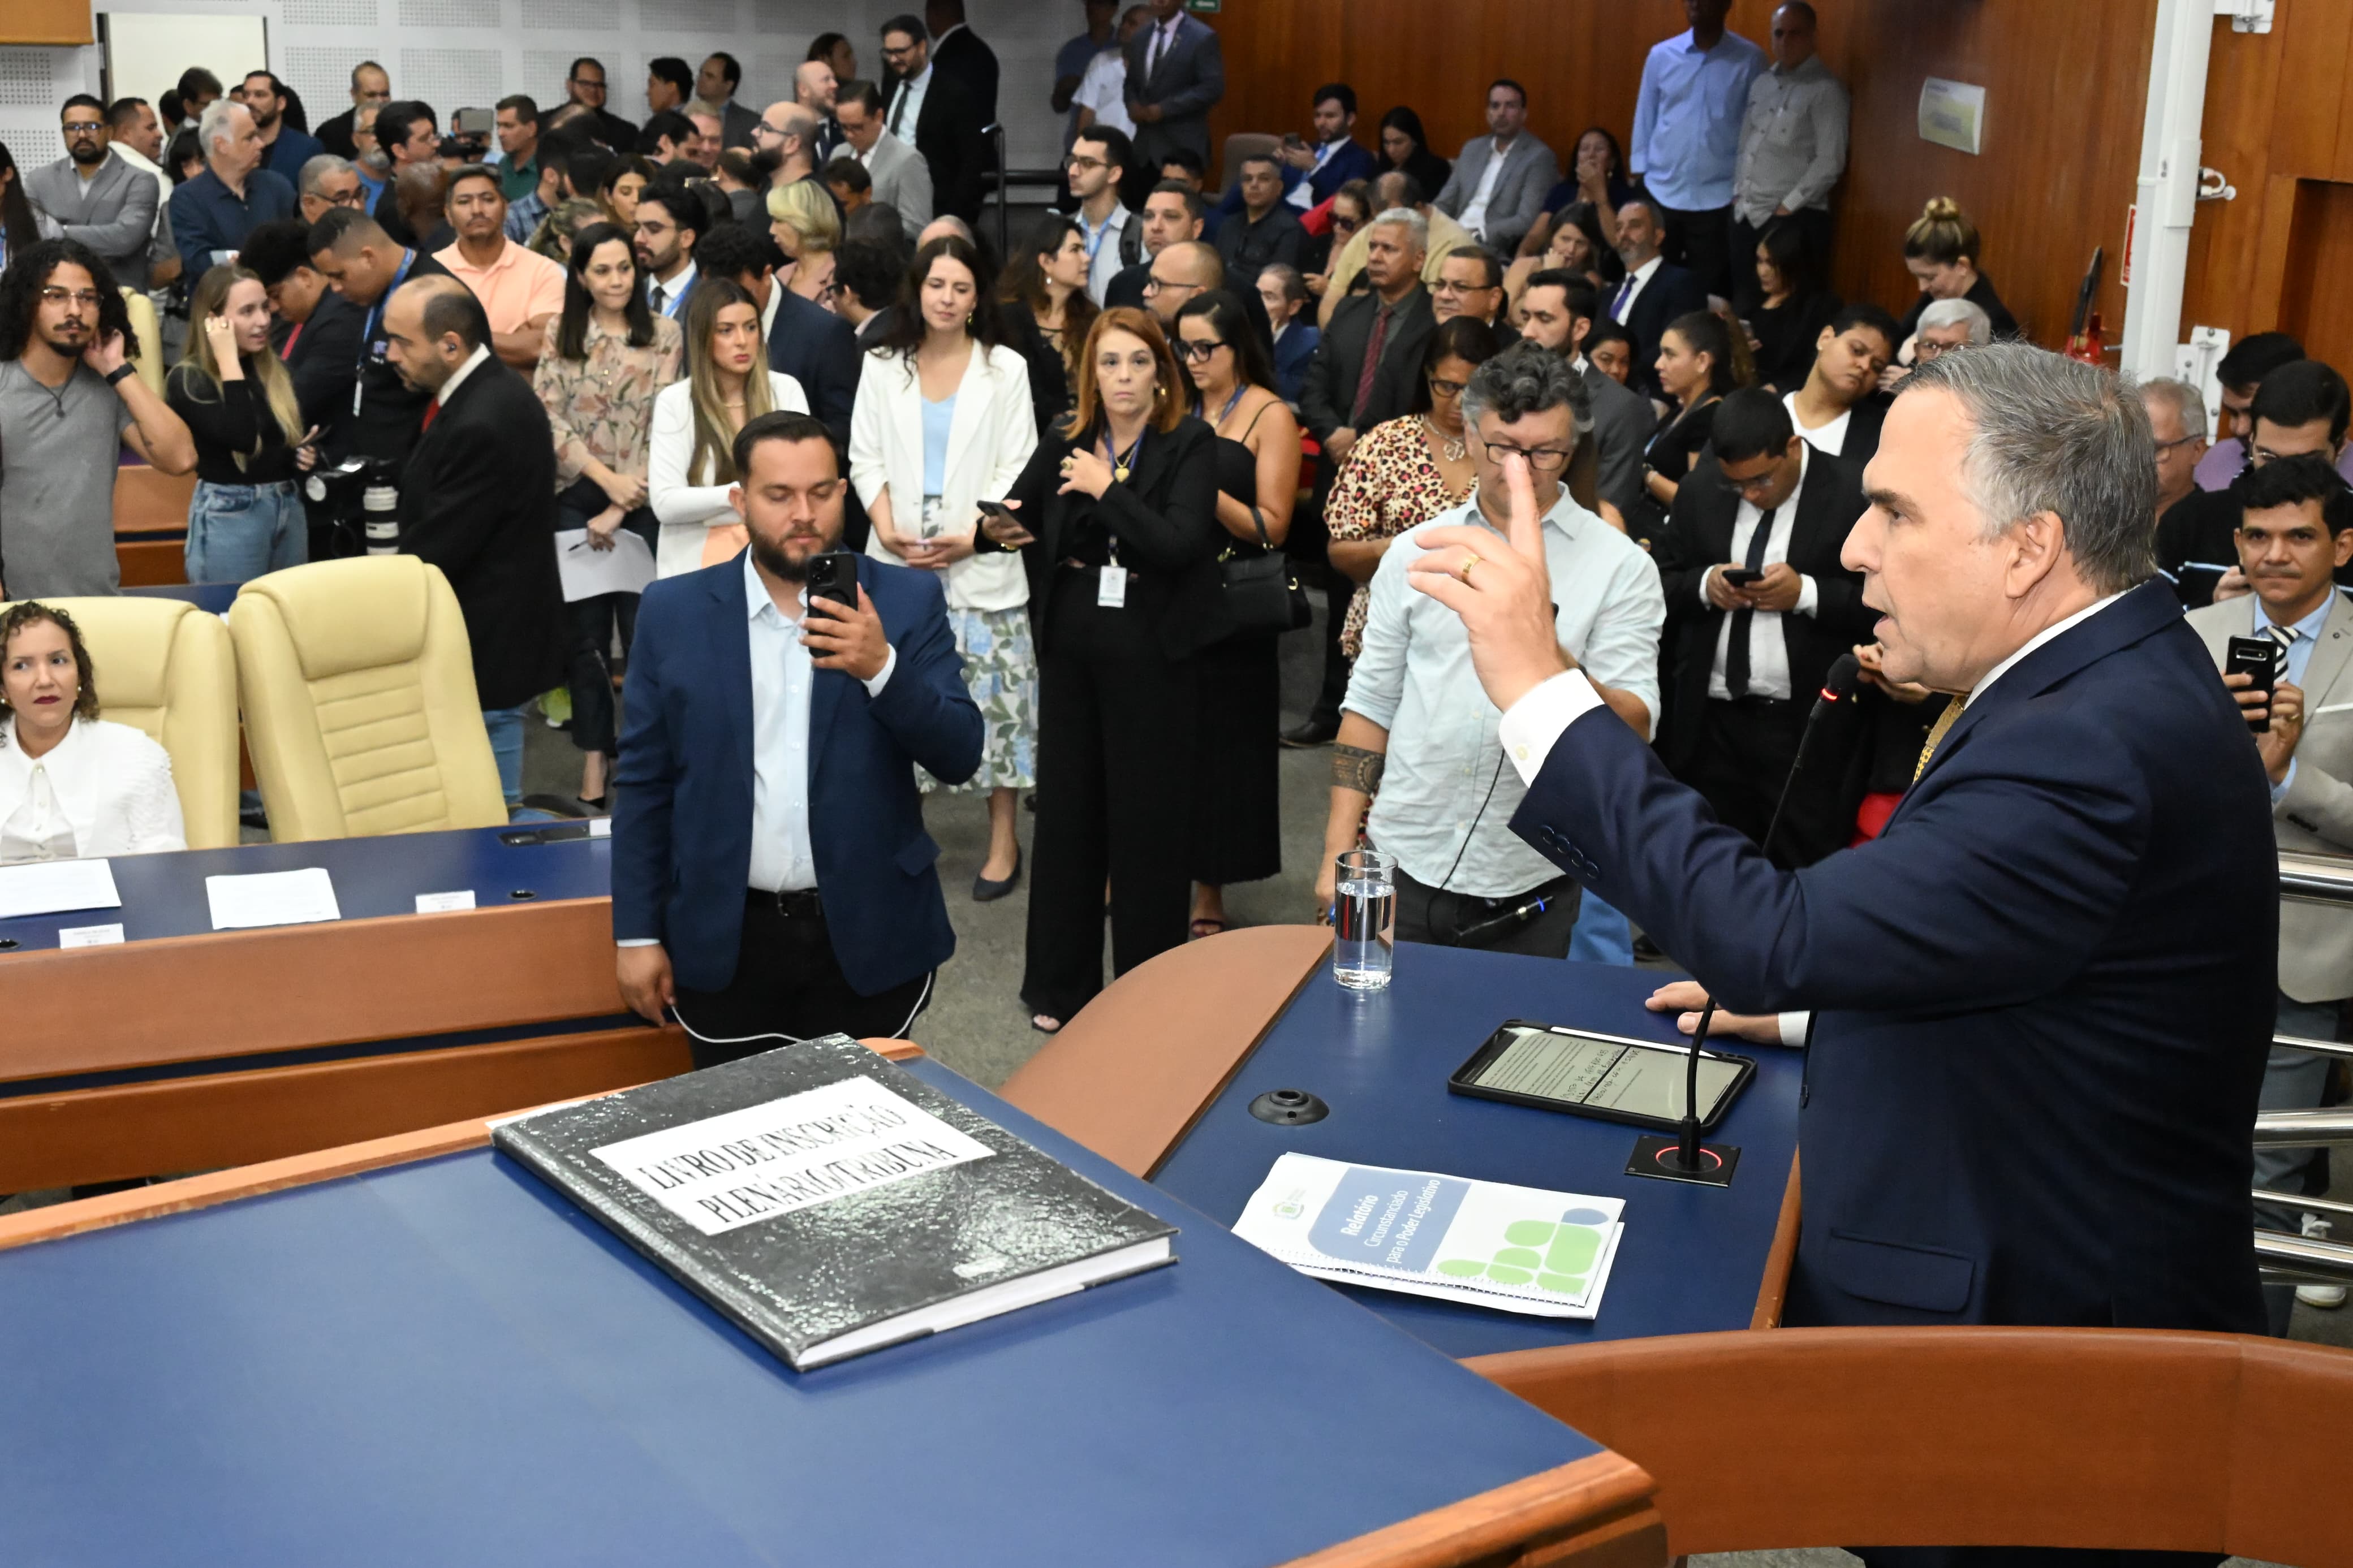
[2297,1215,2348,1308]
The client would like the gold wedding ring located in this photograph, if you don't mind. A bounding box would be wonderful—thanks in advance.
[1458,554,1482,585]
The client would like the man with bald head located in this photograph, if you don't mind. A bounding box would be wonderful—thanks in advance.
[760,103,825,187]
[794,61,846,163]
[1143,237,1219,326]
[383,274,563,808]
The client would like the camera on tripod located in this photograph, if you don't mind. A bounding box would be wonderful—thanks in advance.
[303,456,402,555]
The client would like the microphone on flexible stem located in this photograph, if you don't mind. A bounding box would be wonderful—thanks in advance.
[1636,653,1864,1188]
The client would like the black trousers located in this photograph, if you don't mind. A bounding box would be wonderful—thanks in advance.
[1657,200,1736,301]
[1394,867,1582,957]
[1728,207,1834,317]
[673,889,934,1070]
[1677,696,1847,869]
[556,480,657,758]
[1023,571,1199,1020]
[1309,565,1352,730]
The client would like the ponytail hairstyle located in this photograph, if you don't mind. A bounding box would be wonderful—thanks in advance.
[176,264,305,468]
[1903,196,1981,268]
[1666,308,1751,398]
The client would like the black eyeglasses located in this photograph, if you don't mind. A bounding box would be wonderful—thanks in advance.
[1177,338,1227,361]
[1066,154,1107,172]
[1427,375,1467,398]
[62,122,105,137]
[1474,437,1572,472]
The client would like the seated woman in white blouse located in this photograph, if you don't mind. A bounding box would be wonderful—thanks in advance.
[648,278,808,577]
[0,603,186,862]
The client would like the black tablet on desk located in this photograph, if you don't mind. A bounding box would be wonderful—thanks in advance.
[1449,1020,1755,1133]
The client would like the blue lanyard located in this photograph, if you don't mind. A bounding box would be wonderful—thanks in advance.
[1080,210,1116,266]
[359,249,417,360]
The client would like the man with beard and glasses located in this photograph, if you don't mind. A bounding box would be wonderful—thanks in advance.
[27,96,160,291]
[239,71,325,184]
[0,240,195,598]
[612,411,981,1063]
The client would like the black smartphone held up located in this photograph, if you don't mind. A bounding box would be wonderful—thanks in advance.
[806,551,860,611]
[1449,1020,1756,1134]
[1721,567,1764,588]
[2226,633,2282,733]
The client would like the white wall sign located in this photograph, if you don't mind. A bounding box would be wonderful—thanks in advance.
[1918,76,1986,155]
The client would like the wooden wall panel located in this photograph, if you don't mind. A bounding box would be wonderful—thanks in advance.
[2273,179,2353,374]
[0,0,92,44]
[1203,0,2153,353]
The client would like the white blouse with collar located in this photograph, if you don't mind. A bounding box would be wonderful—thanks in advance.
[0,716,186,862]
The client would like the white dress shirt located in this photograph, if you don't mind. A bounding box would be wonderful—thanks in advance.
[1610,254,1663,322]
[434,343,492,409]
[887,63,933,146]
[1073,49,1134,137]
[0,716,184,862]
[648,260,697,319]
[1702,443,1821,701]
[1344,486,1665,897]
[1455,135,1516,243]
[742,550,897,893]
[1078,201,1131,304]
[1783,389,1851,456]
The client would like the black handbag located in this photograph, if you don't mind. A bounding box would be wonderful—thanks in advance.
[1219,506,1311,634]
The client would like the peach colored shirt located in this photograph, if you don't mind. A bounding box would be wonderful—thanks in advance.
[435,237,566,338]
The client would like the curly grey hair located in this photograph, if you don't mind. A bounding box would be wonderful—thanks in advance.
[1462,339,1592,438]
[1899,342,2156,596]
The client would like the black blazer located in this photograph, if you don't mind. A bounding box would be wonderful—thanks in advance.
[989,417,1224,660]
[893,44,994,224]
[285,290,363,444]
[394,356,564,709]
[1612,261,1710,399]
[1652,447,1874,769]
[1298,285,1436,444]
[765,286,859,448]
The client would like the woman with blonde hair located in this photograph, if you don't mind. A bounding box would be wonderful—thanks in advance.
[1895,196,2017,347]
[766,179,842,306]
[976,306,1223,1034]
[529,196,605,263]
[166,263,318,582]
[647,278,808,576]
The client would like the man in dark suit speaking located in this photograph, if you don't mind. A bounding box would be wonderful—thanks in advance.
[1409,344,2275,1352]
[613,412,983,1063]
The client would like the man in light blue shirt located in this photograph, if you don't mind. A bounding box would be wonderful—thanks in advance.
[1629,0,1765,301]
[1316,344,1664,954]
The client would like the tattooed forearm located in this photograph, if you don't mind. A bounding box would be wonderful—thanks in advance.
[1330,743,1385,794]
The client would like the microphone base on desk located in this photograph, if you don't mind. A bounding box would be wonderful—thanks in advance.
[1627,1133,1741,1188]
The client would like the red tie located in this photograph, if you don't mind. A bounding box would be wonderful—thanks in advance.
[282,323,301,357]
[1350,301,1393,427]
[421,400,441,431]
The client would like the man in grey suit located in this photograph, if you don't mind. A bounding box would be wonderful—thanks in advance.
[28,95,161,291]
[1124,0,1223,167]
[836,78,933,237]
[1432,80,1557,259]
[1515,268,1650,526]
[2188,451,2353,1324]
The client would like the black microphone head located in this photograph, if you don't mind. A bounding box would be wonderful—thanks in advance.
[1821,653,1863,703]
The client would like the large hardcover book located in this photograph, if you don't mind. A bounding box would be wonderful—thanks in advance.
[493,1036,1178,1370]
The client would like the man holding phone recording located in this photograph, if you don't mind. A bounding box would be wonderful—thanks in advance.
[613,412,982,1065]
[2188,451,2353,1321]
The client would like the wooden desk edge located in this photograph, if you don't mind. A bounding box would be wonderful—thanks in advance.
[1751,1152,1801,1329]
[1283,1450,1662,1568]
[0,1038,925,1254]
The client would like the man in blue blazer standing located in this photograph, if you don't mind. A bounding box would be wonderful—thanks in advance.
[1410,344,2274,1368]
[613,412,983,1064]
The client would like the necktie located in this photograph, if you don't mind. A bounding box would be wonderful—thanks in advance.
[1611,275,1635,321]
[1722,506,1775,699]
[1912,696,1967,784]
[649,282,666,316]
[1148,22,1170,76]
[1349,301,1393,428]
[891,82,910,136]
[2266,621,2302,653]
[421,399,441,432]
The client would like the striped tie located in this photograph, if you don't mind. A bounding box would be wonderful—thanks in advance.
[2266,621,2301,653]
[1912,696,1966,784]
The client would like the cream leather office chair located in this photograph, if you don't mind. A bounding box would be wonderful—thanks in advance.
[1219,132,1280,196]
[227,557,507,841]
[0,595,240,848]
[120,288,164,398]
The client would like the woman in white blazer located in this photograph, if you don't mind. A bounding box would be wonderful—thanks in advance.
[851,234,1040,900]
[648,278,808,577]
[0,603,184,862]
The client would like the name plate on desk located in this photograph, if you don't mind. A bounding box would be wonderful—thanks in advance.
[415,891,477,913]
[206,867,342,930]
[58,922,125,947]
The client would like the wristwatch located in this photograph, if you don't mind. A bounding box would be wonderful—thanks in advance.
[104,364,136,387]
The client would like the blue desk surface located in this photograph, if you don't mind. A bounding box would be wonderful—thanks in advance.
[0,825,609,953]
[1149,944,1802,1360]
[0,1059,1597,1567]
[124,581,237,614]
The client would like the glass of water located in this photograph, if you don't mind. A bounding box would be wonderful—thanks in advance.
[1333,846,1396,990]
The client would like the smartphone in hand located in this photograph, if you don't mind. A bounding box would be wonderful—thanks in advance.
[806,550,860,611]
[1721,567,1764,588]
[2225,634,2282,733]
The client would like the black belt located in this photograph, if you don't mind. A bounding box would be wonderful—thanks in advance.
[746,886,823,917]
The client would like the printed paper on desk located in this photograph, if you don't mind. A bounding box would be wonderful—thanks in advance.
[0,858,122,920]
[1231,1152,1627,1319]
[591,1076,996,1237]
[205,867,342,930]
[555,528,657,602]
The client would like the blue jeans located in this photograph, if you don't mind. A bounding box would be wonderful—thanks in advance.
[482,705,525,805]
[186,478,307,584]
[1567,892,1636,965]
